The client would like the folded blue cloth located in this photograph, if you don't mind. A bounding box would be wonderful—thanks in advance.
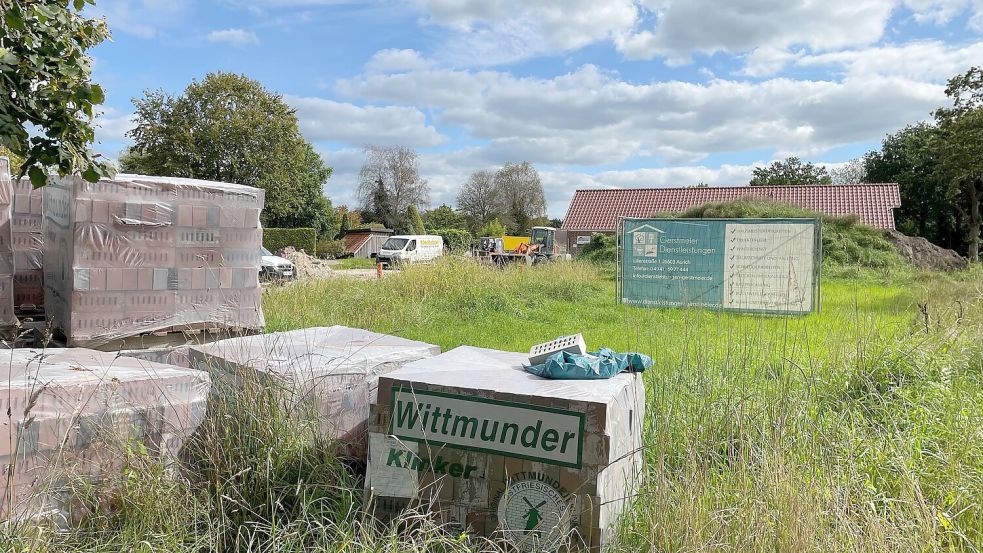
[524,348,652,379]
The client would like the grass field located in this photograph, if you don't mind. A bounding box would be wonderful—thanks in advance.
[4,258,982,552]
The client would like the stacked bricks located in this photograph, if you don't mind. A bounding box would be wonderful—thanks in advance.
[365,346,645,552]
[0,348,211,521]
[42,174,266,347]
[11,171,43,311]
[189,326,440,459]
[0,158,17,327]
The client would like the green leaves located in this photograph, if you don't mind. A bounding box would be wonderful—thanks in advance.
[1,0,111,186]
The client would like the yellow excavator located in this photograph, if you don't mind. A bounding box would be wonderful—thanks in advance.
[476,227,557,267]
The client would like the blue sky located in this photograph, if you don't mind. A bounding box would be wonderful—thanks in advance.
[88,0,983,217]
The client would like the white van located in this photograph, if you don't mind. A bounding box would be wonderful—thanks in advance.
[377,235,444,268]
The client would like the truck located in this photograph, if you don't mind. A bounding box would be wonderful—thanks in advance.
[475,226,558,267]
[377,235,444,269]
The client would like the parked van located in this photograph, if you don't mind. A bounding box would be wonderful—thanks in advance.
[377,235,444,268]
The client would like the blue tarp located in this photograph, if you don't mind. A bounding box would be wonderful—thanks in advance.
[524,348,652,380]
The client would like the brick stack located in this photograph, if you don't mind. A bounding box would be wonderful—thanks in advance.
[43,174,266,348]
[0,158,17,327]
[0,348,211,521]
[189,326,441,459]
[11,172,43,311]
[365,346,645,552]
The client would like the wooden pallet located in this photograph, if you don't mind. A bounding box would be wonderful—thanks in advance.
[41,325,261,352]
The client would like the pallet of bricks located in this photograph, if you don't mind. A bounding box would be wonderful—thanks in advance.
[365,346,645,552]
[0,157,19,333]
[0,348,210,521]
[11,165,43,315]
[43,173,266,348]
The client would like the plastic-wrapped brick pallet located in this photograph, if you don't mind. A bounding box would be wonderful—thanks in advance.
[42,173,266,348]
[0,157,18,327]
[11,169,44,311]
[0,348,211,522]
[189,326,440,459]
[365,346,645,552]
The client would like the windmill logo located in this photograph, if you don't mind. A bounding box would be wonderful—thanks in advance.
[497,479,569,552]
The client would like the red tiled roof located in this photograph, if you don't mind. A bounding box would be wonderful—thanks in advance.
[343,233,372,254]
[561,184,901,231]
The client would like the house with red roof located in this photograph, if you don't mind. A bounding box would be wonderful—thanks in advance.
[560,183,901,253]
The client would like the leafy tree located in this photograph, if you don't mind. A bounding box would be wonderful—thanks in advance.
[402,205,425,234]
[492,161,546,234]
[424,204,467,231]
[336,211,351,239]
[122,72,333,228]
[480,218,506,237]
[750,157,832,186]
[1,0,113,186]
[934,66,983,261]
[864,124,959,249]
[548,218,563,228]
[829,158,866,184]
[457,169,499,232]
[357,145,428,231]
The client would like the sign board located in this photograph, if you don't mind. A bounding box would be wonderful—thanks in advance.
[388,387,585,468]
[618,218,820,314]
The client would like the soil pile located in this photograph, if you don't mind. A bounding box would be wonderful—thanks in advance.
[884,230,968,271]
[278,248,335,280]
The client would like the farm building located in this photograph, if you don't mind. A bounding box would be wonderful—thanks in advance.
[560,183,901,253]
[343,228,394,259]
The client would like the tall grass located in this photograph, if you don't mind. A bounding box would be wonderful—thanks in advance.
[3,258,981,551]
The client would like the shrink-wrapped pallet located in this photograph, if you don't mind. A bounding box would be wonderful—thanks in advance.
[11,171,44,311]
[366,346,645,552]
[42,174,266,347]
[189,326,440,458]
[0,348,211,521]
[0,157,17,327]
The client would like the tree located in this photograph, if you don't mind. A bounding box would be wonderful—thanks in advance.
[403,205,425,234]
[336,211,351,239]
[828,158,866,184]
[0,145,23,174]
[492,161,546,234]
[548,218,563,228]
[1,0,113,186]
[457,169,499,232]
[122,72,333,228]
[357,145,429,231]
[864,124,959,249]
[934,66,983,261]
[480,218,506,237]
[424,204,467,231]
[750,157,832,186]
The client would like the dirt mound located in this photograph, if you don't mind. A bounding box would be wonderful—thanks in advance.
[280,248,335,280]
[884,230,968,271]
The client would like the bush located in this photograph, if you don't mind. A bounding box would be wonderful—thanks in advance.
[316,238,345,259]
[577,232,616,264]
[264,227,317,255]
[429,228,473,252]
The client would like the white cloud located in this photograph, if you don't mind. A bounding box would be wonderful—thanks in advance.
[88,0,191,39]
[794,40,983,81]
[207,28,260,46]
[338,62,944,166]
[94,107,137,145]
[286,95,446,148]
[364,49,432,73]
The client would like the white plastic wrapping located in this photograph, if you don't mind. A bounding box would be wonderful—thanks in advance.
[189,326,440,458]
[11,171,43,310]
[0,348,211,521]
[0,158,17,326]
[42,173,266,347]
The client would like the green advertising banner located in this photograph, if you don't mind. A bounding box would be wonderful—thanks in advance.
[618,218,821,315]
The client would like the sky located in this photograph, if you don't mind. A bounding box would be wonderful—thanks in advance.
[87,0,983,218]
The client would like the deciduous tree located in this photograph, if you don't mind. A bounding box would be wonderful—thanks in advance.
[492,161,546,234]
[1,0,112,185]
[457,169,499,233]
[750,157,832,186]
[122,72,334,229]
[424,204,467,231]
[357,145,429,231]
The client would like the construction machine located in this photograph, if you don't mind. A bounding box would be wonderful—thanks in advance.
[475,226,558,267]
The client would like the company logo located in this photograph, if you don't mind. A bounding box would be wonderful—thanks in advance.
[629,224,664,258]
[497,479,570,552]
[388,387,585,468]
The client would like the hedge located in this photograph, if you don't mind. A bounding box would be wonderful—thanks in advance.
[430,228,473,252]
[263,227,317,255]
